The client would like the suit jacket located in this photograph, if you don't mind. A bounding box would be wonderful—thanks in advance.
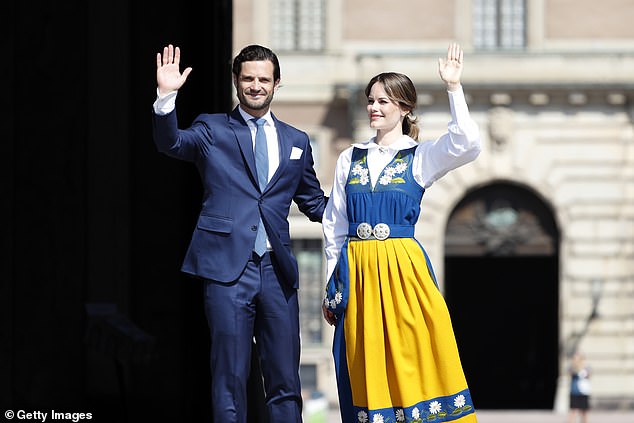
[152,106,326,288]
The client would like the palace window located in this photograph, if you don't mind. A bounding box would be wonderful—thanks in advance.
[271,0,325,52]
[473,0,526,50]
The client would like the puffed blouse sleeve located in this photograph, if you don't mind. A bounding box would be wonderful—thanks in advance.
[413,85,481,187]
[322,146,353,280]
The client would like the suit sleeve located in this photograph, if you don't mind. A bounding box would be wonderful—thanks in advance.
[152,110,213,162]
[293,136,327,223]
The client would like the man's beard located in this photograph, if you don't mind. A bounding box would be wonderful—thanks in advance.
[239,91,274,111]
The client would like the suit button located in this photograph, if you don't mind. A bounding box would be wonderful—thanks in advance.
[251,225,257,231]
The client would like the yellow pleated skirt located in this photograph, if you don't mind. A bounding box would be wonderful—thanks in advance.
[338,237,477,422]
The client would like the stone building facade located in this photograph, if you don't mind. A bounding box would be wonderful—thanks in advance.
[234,0,634,411]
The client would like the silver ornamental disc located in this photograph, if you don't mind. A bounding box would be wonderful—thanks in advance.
[356,222,372,239]
[373,223,390,240]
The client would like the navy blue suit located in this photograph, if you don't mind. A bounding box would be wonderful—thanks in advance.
[153,106,326,422]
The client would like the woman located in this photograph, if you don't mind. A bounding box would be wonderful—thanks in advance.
[322,43,480,423]
[567,352,591,423]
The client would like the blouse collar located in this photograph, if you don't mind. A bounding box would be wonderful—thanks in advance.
[352,135,418,152]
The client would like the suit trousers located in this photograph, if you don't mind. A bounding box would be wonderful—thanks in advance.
[203,252,302,423]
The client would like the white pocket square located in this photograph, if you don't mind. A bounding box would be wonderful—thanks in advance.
[290,147,303,160]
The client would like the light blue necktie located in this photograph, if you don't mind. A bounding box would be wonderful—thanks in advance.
[252,118,268,256]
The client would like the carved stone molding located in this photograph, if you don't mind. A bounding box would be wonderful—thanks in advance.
[487,107,515,153]
[445,182,557,257]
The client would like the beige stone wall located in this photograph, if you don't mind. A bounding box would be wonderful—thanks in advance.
[233,0,634,410]
[232,0,253,53]
[409,88,634,408]
[342,0,454,40]
[545,0,634,39]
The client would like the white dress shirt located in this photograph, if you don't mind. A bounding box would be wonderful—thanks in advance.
[322,86,481,279]
[237,108,280,184]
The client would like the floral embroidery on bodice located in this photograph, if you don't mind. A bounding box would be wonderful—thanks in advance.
[348,148,412,190]
[345,146,425,227]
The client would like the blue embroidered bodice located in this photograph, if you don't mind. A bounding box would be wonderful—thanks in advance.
[345,146,425,230]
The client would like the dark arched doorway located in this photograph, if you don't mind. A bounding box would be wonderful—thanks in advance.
[444,181,560,409]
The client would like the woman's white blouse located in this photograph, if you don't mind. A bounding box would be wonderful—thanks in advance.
[322,86,481,279]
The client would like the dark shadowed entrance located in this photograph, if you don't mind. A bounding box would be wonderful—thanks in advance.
[443,181,559,409]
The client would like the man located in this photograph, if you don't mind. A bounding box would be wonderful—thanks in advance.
[152,44,326,422]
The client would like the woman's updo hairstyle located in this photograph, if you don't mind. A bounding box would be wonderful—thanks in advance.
[364,72,420,141]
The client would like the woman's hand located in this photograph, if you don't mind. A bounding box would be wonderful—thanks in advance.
[438,43,463,92]
[322,304,337,326]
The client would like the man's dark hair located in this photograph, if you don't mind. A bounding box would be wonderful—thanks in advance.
[232,45,281,81]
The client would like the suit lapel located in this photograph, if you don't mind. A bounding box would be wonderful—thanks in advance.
[229,108,259,187]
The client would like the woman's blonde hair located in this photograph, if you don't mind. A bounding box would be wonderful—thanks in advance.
[364,72,420,140]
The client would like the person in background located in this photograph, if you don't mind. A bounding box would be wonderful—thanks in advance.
[322,43,480,423]
[568,352,591,423]
[153,43,327,423]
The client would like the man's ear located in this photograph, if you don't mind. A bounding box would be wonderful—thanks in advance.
[232,74,238,89]
[274,79,281,91]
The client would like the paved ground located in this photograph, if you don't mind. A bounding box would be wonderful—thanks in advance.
[466,410,634,422]
[324,407,634,422]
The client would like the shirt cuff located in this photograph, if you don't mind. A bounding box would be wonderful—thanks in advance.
[153,89,177,115]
